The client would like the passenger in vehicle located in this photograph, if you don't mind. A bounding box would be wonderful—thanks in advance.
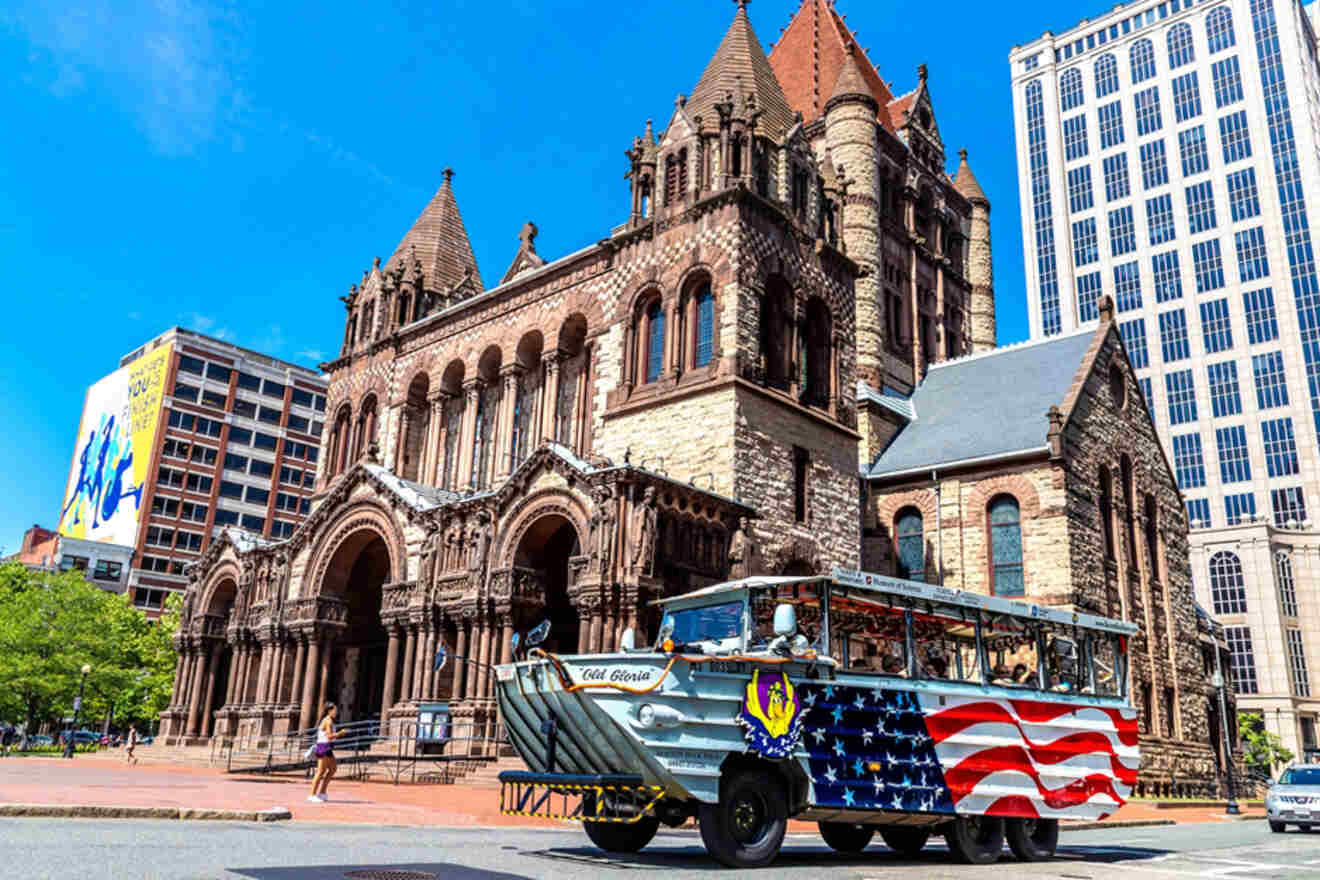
[991,664,1015,685]
[1012,663,1033,685]
[881,655,905,676]
[923,654,949,679]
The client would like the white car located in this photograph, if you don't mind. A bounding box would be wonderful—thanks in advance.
[1266,764,1320,832]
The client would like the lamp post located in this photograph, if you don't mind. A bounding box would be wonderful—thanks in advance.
[1211,654,1240,815]
[63,664,92,759]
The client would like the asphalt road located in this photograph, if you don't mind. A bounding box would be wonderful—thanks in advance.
[1,817,1314,879]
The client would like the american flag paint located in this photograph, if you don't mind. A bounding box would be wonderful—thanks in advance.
[797,683,1137,821]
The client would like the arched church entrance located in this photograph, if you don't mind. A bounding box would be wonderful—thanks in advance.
[513,514,580,654]
[321,530,391,725]
[197,577,236,738]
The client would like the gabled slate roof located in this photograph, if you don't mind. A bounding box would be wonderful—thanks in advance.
[867,328,1096,478]
[686,1,797,138]
[385,169,483,294]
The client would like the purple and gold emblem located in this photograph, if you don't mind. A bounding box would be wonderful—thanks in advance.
[736,669,805,758]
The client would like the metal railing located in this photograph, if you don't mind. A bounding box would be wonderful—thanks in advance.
[213,715,508,785]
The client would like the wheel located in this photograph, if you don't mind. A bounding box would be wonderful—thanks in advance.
[1006,818,1058,861]
[943,815,1005,865]
[878,826,931,856]
[818,821,875,853]
[583,817,660,853]
[698,769,788,868]
[1269,820,1286,833]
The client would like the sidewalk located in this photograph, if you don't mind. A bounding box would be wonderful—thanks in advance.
[0,757,1264,828]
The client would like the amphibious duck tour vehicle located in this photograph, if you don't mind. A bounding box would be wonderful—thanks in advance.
[495,569,1139,867]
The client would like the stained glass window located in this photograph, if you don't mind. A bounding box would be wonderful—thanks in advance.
[989,496,1024,596]
[895,508,925,582]
[694,284,714,367]
[646,300,665,383]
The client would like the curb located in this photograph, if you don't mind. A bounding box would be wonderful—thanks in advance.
[0,804,292,822]
[1060,819,1176,831]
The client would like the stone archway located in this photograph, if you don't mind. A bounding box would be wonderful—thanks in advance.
[199,576,237,734]
[318,528,391,725]
[512,514,582,654]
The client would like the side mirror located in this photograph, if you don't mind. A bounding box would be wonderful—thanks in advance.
[620,628,636,652]
[773,603,797,636]
[526,619,551,648]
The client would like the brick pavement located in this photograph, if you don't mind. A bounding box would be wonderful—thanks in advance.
[0,755,1263,829]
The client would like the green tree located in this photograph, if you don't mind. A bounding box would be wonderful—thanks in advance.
[1239,711,1295,775]
[0,562,178,735]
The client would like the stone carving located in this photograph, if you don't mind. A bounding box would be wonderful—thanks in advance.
[728,516,755,580]
[444,519,465,571]
[587,484,615,565]
[272,554,287,613]
[419,527,441,593]
[630,486,658,577]
[339,647,360,722]
[468,512,492,587]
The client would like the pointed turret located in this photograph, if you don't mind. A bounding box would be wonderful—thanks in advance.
[685,0,796,138]
[956,149,996,353]
[386,168,483,297]
[825,43,878,113]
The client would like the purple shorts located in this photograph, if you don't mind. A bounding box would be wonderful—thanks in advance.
[314,742,333,758]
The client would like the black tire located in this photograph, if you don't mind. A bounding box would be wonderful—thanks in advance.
[1269,820,1286,833]
[699,769,788,868]
[819,821,875,853]
[878,826,931,857]
[1006,817,1059,861]
[583,817,660,853]
[944,815,1005,865]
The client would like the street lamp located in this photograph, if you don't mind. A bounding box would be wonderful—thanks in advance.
[1211,658,1241,815]
[62,664,92,760]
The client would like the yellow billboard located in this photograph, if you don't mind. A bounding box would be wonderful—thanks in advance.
[57,343,174,544]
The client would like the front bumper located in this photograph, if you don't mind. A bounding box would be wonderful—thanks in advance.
[498,770,665,824]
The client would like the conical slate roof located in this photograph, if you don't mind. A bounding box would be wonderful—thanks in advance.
[685,1,797,137]
[953,149,988,204]
[769,0,897,131]
[828,44,875,107]
[386,169,483,294]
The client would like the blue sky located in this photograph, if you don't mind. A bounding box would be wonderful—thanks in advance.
[0,0,1093,553]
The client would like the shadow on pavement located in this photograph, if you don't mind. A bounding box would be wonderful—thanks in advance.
[228,865,530,879]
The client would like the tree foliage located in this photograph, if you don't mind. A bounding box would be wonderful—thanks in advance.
[1239,710,1295,774]
[0,563,179,733]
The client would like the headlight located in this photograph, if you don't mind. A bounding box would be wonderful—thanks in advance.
[633,703,684,729]
[638,704,656,728]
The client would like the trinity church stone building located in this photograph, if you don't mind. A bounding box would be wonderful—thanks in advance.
[161,0,1230,796]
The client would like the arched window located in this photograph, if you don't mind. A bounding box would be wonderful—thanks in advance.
[730,133,744,178]
[1060,67,1084,112]
[801,298,831,407]
[1095,53,1119,98]
[988,495,1024,596]
[330,405,352,477]
[1209,551,1247,614]
[1130,39,1156,83]
[1121,455,1137,564]
[1144,494,1160,578]
[1167,22,1195,69]
[692,282,714,368]
[1099,466,1115,560]
[353,395,377,462]
[646,299,665,383]
[760,279,792,390]
[1206,6,1235,54]
[895,508,925,582]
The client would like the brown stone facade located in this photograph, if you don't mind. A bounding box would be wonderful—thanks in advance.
[863,309,1237,797]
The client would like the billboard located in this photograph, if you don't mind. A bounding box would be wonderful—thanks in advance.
[57,343,174,545]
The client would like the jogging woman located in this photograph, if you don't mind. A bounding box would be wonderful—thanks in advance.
[308,703,344,803]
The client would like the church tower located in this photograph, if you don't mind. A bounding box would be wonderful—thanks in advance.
[954,149,996,352]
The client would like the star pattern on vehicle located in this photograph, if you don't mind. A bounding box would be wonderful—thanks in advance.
[797,684,956,815]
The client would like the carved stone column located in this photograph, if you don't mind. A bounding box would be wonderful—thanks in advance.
[421,622,438,700]
[425,393,448,485]
[540,353,563,445]
[255,645,271,705]
[298,636,321,731]
[381,624,401,717]
[170,649,188,709]
[400,625,417,707]
[453,621,469,701]
[316,634,334,719]
[499,617,514,667]
[199,642,221,737]
[496,365,523,481]
[411,621,429,701]
[290,637,307,707]
[457,379,483,488]
[475,618,492,699]
[185,646,209,737]
[395,407,410,475]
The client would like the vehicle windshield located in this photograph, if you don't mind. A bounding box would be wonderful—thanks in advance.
[661,600,743,647]
[1279,767,1320,785]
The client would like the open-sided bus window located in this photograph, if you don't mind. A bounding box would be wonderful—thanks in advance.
[826,589,908,675]
[751,583,825,652]
[985,617,1041,687]
[1041,627,1085,693]
[912,606,982,684]
[1092,633,1124,697]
